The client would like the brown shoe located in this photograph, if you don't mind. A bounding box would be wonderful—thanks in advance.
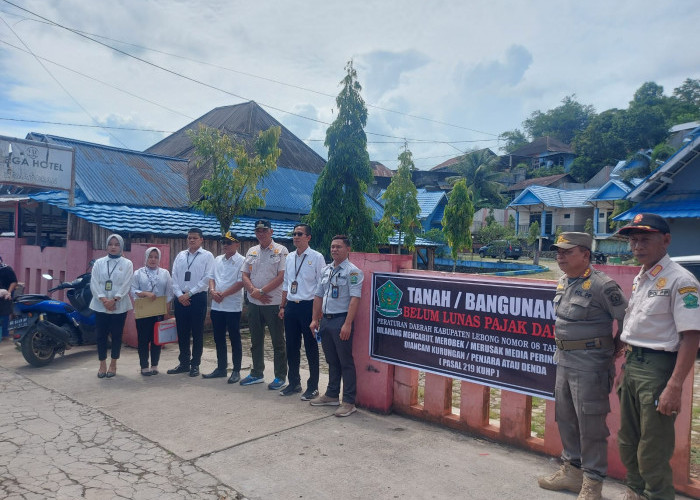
[334,402,356,417]
[577,476,602,500]
[620,487,644,500]
[538,463,583,493]
[309,394,340,406]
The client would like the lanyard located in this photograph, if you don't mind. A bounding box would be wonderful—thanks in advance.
[186,251,199,270]
[294,253,307,280]
[144,268,158,292]
[106,260,118,280]
[329,266,342,284]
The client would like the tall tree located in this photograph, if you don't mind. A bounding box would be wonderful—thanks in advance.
[447,148,504,209]
[378,146,421,255]
[523,95,595,145]
[499,129,529,154]
[188,125,281,235]
[442,179,473,272]
[306,61,377,254]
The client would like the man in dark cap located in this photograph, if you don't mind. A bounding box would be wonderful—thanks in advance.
[203,231,245,383]
[538,232,627,500]
[241,219,289,389]
[616,213,700,500]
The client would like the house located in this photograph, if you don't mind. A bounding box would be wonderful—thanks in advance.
[501,136,576,172]
[502,173,579,202]
[614,128,700,257]
[509,185,597,245]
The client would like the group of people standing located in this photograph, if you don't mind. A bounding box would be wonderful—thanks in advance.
[89,219,363,418]
[539,213,700,500]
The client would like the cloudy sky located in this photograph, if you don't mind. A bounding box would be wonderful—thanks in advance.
[1,0,699,170]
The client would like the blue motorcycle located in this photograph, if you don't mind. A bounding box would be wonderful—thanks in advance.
[11,270,96,367]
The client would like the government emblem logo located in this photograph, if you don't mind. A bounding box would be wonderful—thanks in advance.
[375,280,403,318]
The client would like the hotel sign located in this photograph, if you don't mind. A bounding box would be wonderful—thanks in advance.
[0,135,74,191]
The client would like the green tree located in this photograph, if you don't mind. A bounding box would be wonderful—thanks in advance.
[442,179,474,272]
[378,146,421,254]
[306,61,377,254]
[523,95,595,145]
[584,218,594,237]
[673,78,700,107]
[499,129,529,153]
[188,125,281,235]
[527,220,541,265]
[447,149,504,209]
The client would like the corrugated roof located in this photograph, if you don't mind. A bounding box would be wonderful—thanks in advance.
[26,133,190,209]
[416,189,447,219]
[509,185,598,208]
[588,179,631,202]
[257,167,317,215]
[615,191,700,220]
[504,173,574,192]
[29,191,298,239]
[508,136,574,157]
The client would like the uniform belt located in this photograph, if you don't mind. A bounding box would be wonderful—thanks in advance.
[289,299,314,304]
[555,336,614,351]
[626,345,677,356]
[323,312,347,319]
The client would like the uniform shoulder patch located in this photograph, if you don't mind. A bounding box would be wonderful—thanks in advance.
[604,285,624,307]
[349,271,359,284]
[679,286,698,295]
[683,293,699,309]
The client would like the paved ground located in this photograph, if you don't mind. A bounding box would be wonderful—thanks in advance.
[0,336,692,500]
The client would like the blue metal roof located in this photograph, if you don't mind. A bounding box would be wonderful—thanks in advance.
[387,234,442,247]
[615,192,700,220]
[588,179,631,202]
[416,189,447,219]
[26,133,190,209]
[257,166,317,215]
[509,185,598,208]
[29,191,297,240]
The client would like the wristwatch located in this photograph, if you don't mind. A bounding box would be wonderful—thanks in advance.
[258,288,264,295]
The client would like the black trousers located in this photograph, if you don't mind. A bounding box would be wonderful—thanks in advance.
[284,300,319,390]
[95,311,127,361]
[210,309,242,371]
[135,315,163,369]
[174,292,207,367]
[319,314,356,404]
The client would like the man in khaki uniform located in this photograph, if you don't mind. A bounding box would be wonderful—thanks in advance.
[538,232,627,500]
[616,214,700,500]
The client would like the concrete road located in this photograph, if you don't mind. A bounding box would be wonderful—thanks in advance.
[0,338,689,499]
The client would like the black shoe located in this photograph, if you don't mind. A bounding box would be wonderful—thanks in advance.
[202,368,227,379]
[300,388,319,401]
[280,383,302,396]
[227,371,241,384]
[167,364,190,375]
[189,366,200,377]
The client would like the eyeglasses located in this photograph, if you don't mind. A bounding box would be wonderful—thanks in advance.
[292,232,307,237]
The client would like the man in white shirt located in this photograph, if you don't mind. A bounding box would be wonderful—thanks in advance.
[241,219,288,389]
[203,232,245,383]
[168,228,215,378]
[278,224,326,399]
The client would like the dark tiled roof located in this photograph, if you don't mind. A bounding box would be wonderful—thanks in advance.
[508,136,574,157]
[504,173,575,192]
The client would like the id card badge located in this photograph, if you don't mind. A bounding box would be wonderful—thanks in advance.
[331,285,339,299]
[105,280,113,291]
[290,281,298,295]
[184,271,191,282]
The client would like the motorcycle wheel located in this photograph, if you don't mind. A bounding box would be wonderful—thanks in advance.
[21,325,57,367]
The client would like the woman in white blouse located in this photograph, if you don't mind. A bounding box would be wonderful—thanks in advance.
[89,234,133,378]
[131,247,173,376]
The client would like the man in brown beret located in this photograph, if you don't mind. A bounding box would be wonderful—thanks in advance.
[538,232,627,500]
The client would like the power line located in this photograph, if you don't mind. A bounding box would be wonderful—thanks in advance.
[0,38,195,121]
[0,13,129,148]
[0,0,499,144]
[0,117,175,133]
[0,6,498,137]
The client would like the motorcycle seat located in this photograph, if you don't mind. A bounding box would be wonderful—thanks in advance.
[14,294,51,305]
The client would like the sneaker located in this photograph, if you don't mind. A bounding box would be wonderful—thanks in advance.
[227,371,240,384]
[538,463,583,493]
[309,394,340,406]
[300,389,319,401]
[280,384,302,396]
[240,374,264,386]
[334,402,356,417]
[268,378,286,390]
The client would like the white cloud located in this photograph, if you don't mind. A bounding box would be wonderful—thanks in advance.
[0,0,698,169]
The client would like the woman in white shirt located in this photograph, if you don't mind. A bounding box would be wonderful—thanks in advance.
[89,234,133,378]
[131,247,173,376]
